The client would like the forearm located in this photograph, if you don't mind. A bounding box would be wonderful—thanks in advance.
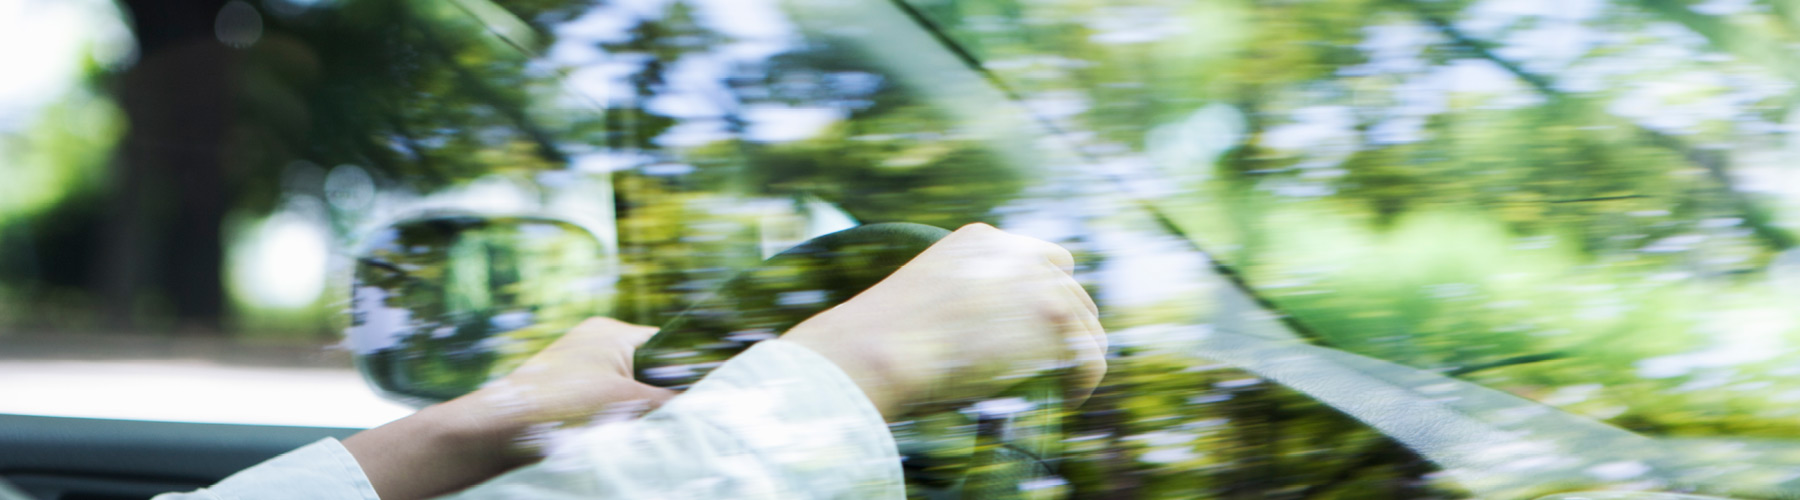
[341,391,533,500]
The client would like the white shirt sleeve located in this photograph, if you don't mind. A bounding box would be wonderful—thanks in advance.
[154,339,904,500]
[150,438,380,500]
[445,339,905,499]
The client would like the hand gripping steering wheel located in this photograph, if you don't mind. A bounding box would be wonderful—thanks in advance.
[633,222,1065,499]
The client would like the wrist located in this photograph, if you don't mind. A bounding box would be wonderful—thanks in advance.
[781,324,916,421]
[434,387,544,469]
[341,395,530,500]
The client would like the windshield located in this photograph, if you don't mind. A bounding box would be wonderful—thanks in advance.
[2,0,1797,498]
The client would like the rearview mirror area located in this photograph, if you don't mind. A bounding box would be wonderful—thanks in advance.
[348,215,613,407]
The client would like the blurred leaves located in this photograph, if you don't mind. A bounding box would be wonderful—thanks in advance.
[5,0,1800,496]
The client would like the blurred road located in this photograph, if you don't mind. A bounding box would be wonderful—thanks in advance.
[0,332,413,428]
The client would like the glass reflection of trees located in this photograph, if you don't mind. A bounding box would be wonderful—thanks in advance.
[352,216,607,405]
[8,0,1800,497]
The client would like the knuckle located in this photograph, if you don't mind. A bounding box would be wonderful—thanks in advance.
[573,317,609,331]
[1038,240,1075,264]
[952,223,999,239]
[583,316,621,326]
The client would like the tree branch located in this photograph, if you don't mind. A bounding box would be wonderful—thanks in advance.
[405,4,569,165]
[1394,0,1796,250]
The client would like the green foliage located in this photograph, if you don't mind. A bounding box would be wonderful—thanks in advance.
[6,0,1800,496]
[1059,352,1454,499]
[894,0,1799,496]
[326,0,1800,495]
[0,93,120,223]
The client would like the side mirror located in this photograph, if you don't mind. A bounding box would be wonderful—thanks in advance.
[348,217,1064,498]
[348,214,612,407]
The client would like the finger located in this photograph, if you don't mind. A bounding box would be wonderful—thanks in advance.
[985,229,1075,276]
[1059,310,1107,408]
[1005,233,1094,317]
[1039,265,1100,332]
[1035,239,1078,278]
[906,222,997,269]
[1010,244,1105,405]
[1045,275,1106,406]
[954,221,1000,235]
[1059,267,1099,317]
[621,324,660,348]
[935,223,999,252]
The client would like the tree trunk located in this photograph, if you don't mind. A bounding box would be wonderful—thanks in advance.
[102,0,235,333]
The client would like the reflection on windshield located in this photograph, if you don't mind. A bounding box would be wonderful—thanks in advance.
[1,0,1798,497]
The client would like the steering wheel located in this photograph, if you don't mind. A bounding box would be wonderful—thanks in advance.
[350,218,1065,499]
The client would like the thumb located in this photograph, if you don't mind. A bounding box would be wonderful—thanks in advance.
[620,324,659,349]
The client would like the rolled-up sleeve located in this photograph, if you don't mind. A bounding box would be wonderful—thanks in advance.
[151,438,380,500]
[448,339,905,499]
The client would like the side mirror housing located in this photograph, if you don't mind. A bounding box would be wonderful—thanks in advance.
[348,214,612,407]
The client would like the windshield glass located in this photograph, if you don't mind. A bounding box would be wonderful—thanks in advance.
[1,0,1797,498]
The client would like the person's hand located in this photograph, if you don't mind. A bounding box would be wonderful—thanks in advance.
[472,317,676,440]
[344,317,671,500]
[782,223,1106,420]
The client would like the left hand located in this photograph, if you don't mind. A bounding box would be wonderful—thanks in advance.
[473,317,677,443]
[344,317,673,500]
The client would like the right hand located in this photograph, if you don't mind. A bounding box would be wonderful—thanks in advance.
[782,223,1106,420]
